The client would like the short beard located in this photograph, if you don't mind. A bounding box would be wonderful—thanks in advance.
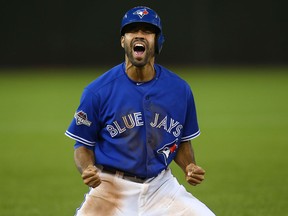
[124,41,154,67]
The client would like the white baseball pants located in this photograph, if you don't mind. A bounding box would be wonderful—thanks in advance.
[75,168,215,216]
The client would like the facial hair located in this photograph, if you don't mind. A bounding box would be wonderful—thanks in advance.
[124,39,155,67]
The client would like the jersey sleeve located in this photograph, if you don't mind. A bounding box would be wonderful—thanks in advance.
[65,88,100,146]
[181,87,200,142]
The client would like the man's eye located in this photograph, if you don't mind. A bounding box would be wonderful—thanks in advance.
[129,28,140,33]
[144,30,153,34]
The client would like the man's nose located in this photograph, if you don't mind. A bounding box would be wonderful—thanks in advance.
[134,30,146,37]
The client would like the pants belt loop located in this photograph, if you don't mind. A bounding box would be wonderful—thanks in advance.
[115,170,124,179]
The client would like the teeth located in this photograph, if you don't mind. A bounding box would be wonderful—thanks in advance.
[133,43,145,53]
[135,43,144,47]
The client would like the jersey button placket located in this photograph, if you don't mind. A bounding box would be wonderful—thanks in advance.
[143,94,153,177]
[144,95,151,110]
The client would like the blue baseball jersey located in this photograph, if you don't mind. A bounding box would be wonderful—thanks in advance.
[65,63,200,178]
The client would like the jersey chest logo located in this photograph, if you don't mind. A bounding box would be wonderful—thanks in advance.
[106,112,183,138]
[157,139,178,165]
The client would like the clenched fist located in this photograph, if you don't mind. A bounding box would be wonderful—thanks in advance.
[185,163,205,186]
[81,165,101,188]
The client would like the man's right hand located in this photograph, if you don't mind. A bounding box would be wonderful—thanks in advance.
[81,165,101,188]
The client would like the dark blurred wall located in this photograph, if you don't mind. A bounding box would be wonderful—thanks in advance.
[0,0,287,67]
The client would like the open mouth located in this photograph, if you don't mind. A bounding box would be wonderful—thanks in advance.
[133,43,146,56]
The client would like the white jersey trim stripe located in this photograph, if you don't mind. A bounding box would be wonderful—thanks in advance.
[65,131,96,146]
[181,130,200,141]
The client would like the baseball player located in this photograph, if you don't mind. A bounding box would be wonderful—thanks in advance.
[65,6,215,216]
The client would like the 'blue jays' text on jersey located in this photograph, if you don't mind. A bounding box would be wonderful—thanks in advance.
[65,63,200,178]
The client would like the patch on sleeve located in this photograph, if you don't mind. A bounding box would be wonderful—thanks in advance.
[74,111,92,127]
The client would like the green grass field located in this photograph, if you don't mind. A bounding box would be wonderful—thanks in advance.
[0,66,288,216]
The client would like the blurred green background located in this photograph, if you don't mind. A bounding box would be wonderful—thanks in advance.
[0,67,287,215]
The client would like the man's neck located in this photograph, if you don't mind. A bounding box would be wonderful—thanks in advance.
[125,61,155,82]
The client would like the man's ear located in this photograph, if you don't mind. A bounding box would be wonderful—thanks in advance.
[121,36,125,48]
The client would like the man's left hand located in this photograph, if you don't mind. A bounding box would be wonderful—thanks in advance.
[185,163,205,186]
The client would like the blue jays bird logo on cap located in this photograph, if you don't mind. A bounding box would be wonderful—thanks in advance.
[133,8,149,18]
[157,139,178,165]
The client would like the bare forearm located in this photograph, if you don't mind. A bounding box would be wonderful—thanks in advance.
[74,146,101,188]
[174,140,205,186]
[174,141,196,172]
[74,146,95,174]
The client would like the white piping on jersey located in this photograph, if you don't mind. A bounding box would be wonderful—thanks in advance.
[181,130,200,141]
[65,130,96,146]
